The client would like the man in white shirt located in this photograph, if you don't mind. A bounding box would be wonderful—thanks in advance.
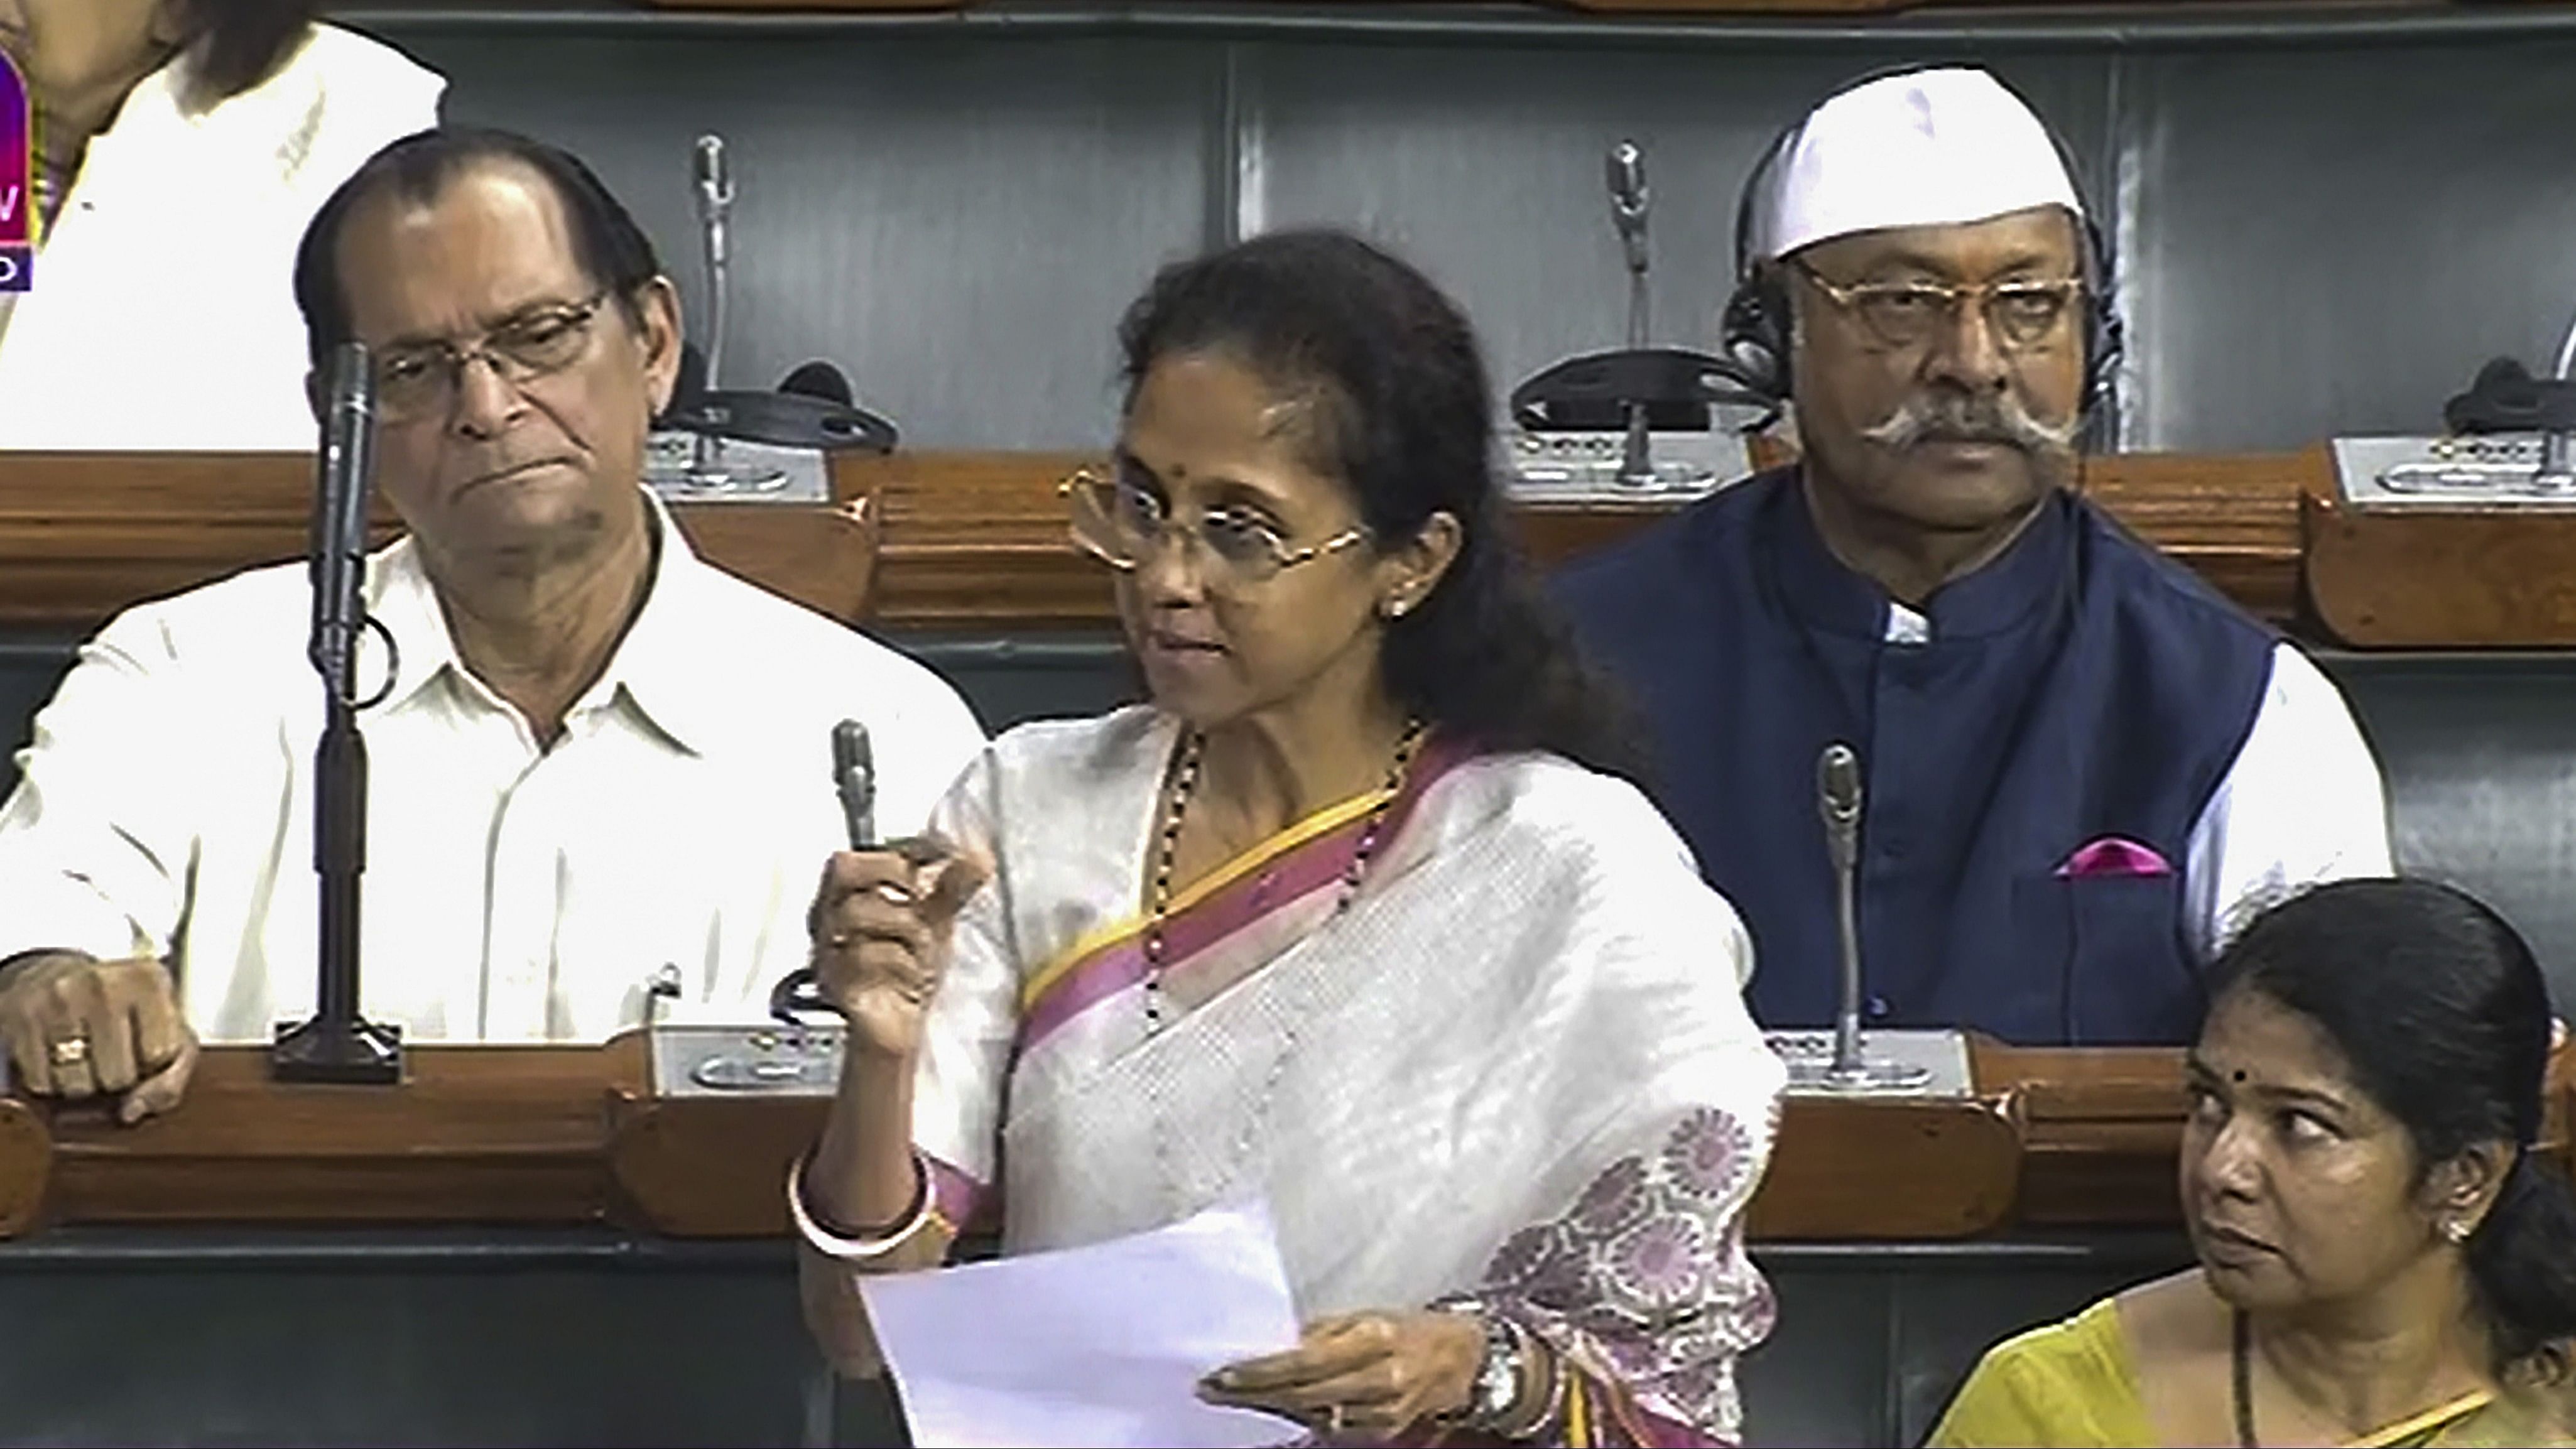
[0,128,987,1119]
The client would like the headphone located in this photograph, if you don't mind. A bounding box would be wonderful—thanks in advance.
[1714,65,2127,431]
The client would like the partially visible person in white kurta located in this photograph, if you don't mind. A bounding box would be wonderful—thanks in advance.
[0,0,443,449]
[0,128,985,1121]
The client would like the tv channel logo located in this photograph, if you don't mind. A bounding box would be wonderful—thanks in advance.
[3,47,30,293]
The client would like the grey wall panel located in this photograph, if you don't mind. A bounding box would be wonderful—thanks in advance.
[370,28,1216,449]
[2122,39,2576,452]
[1241,43,2119,413]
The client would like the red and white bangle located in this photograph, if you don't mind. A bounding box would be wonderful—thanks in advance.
[786,1148,935,1261]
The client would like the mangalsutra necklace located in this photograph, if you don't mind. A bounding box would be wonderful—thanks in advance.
[1141,717,1428,1031]
[1139,718,1430,1209]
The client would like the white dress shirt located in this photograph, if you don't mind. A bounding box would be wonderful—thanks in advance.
[1883,599,2393,960]
[0,493,988,1043]
[0,25,444,450]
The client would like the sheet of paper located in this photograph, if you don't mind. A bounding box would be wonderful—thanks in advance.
[858,1199,1307,1449]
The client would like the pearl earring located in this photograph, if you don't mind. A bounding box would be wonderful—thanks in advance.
[2441,1218,2471,1245]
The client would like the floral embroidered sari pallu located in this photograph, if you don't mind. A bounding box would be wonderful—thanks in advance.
[894,708,1788,1446]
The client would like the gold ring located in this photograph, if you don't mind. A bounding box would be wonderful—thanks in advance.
[49,1036,89,1066]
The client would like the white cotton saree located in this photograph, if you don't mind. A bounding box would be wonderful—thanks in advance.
[901,706,1787,1446]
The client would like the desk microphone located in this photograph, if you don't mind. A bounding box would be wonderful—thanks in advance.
[1804,742,1933,1092]
[1605,141,1654,483]
[692,135,734,391]
[273,341,402,1084]
[1817,743,1866,1076]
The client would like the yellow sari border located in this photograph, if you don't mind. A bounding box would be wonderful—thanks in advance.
[1017,784,1395,1012]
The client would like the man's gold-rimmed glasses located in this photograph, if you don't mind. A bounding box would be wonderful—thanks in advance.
[1792,261,2085,353]
[371,290,614,423]
[1060,467,1367,591]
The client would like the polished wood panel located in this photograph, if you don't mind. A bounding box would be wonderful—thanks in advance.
[1751,1095,2018,1240]
[0,1034,2366,1242]
[29,1042,635,1228]
[850,448,2308,631]
[0,448,2303,634]
[0,453,877,632]
[2300,464,2576,646]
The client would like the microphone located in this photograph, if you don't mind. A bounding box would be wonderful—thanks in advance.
[274,340,401,1084]
[1606,140,1650,284]
[307,342,375,693]
[1606,140,1655,485]
[1816,742,1867,1077]
[693,134,732,268]
[692,134,734,391]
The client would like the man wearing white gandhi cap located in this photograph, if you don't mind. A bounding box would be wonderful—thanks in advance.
[1558,67,2393,1045]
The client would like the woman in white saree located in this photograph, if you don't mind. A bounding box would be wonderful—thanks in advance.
[795,231,1788,1446]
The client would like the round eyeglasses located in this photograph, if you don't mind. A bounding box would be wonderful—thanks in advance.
[1061,468,1367,592]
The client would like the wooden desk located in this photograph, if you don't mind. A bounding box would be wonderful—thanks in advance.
[0,1032,2410,1244]
[0,447,2313,634]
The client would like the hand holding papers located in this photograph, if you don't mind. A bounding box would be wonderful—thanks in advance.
[858,1200,1305,1448]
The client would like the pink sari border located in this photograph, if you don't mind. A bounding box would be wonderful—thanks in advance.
[1012,737,1471,1055]
[924,1151,985,1234]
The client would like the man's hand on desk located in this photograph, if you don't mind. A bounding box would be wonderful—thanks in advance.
[0,952,198,1124]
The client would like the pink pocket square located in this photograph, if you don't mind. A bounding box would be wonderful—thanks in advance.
[2057,836,2173,879]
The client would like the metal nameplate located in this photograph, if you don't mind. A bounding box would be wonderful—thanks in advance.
[1504,428,1753,504]
[2332,435,2576,509]
[643,433,833,504]
[649,1021,845,1098]
[1763,1028,1975,1099]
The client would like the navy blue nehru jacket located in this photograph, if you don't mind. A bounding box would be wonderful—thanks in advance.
[1552,469,2276,1046]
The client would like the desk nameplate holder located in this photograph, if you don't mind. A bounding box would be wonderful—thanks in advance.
[1765,1028,1974,1099]
[642,431,831,504]
[1504,426,1752,504]
[648,1021,843,1099]
[2331,434,2576,509]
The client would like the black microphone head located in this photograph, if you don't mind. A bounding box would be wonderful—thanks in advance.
[1607,141,1649,227]
[780,360,855,406]
[1818,742,1862,821]
[692,134,729,210]
[325,340,375,415]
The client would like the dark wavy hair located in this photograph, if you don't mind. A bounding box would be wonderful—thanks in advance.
[170,0,321,107]
[2210,877,2576,1384]
[1115,229,1649,783]
[294,128,663,369]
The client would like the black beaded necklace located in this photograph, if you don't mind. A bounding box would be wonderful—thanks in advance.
[1140,718,1430,1032]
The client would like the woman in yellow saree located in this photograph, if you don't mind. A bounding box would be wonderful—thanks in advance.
[1930,879,2576,1448]
[791,231,1786,1446]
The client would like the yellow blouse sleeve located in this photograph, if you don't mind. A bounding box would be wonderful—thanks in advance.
[1925,1299,2154,1448]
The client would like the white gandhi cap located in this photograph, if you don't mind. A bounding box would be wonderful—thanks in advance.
[1750,67,2085,264]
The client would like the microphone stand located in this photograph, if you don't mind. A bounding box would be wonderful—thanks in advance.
[273,342,403,1083]
[1608,141,1654,487]
[2540,303,2576,488]
[1786,742,1930,1094]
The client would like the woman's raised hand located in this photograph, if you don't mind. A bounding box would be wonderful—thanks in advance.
[807,839,993,1059]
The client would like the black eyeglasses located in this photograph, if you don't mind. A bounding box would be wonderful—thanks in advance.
[370,291,613,422]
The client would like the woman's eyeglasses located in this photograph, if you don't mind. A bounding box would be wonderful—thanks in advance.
[1793,261,2085,353]
[370,291,613,423]
[1060,468,1366,592]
